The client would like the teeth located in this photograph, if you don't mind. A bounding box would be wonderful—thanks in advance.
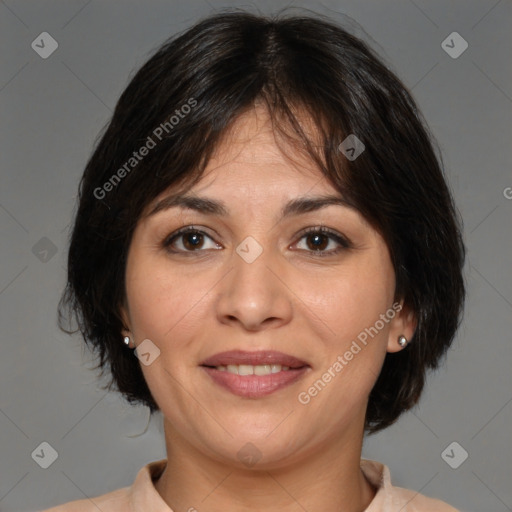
[254,364,271,376]
[215,364,291,375]
[238,364,253,376]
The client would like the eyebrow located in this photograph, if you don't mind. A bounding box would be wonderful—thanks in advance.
[148,193,355,221]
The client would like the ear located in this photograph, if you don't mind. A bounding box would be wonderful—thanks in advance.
[119,301,133,343]
[386,300,417,353]
[119,305,135,348]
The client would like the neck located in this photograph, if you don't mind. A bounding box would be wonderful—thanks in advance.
[154,418,376,512]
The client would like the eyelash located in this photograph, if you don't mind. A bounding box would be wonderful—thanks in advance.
[162,225,352,257]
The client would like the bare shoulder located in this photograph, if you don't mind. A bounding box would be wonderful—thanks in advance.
[39,486,130,512]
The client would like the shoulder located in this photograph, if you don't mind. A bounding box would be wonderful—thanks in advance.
[38,459,167,512]
[390,485,460,511]
[39,487,130,512]
[361,459,460,512]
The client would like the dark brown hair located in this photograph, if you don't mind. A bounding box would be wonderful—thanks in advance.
[59,10,465,434]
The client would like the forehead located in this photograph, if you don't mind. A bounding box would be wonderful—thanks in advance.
[185,104,331,194]
[213,102,322,158]
[141,102,364,228]
[142,105,370,229]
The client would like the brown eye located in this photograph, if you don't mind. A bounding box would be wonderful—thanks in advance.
[163,227,221,253]
[305,232,330,251]
[295,227,352,256]
[181,231,205,250]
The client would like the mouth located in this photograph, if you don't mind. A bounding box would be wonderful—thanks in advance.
[206,363,294,375]
[200,350,310,398]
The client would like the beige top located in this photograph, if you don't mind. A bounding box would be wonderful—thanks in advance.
[40,458,459,511]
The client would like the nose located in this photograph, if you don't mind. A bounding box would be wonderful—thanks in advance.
[214,240,294,332]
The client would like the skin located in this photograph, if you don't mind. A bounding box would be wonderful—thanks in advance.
[121,105,416,512]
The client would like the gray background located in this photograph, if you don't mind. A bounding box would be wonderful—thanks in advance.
[1,1,511,511]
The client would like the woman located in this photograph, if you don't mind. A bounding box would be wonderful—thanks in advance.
[45,10,465,511]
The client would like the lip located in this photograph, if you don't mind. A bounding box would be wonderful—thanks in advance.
[200,350,309,368]
[200,350,310,398]
[202,366,309,398]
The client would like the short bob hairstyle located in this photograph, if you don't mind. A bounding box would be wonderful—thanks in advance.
[59,10,465,434]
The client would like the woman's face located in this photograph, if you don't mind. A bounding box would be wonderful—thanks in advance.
[123,106,415,468]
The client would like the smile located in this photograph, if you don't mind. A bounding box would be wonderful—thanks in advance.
[200,350,310,398]
[213,364,290,375]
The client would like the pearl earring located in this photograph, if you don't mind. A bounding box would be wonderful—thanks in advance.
[123,336,131,346]
[398,335,408,348]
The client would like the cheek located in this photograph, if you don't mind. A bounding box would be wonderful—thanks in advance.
[124,257,211,410]
[295,259,396,347]
[292,257,395,406]
[125,261,208,345]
